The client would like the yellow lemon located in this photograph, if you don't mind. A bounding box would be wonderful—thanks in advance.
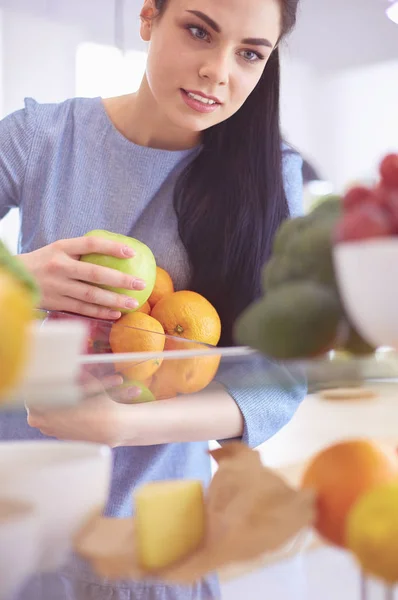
[0,269,34,399]
[346,482,398,584]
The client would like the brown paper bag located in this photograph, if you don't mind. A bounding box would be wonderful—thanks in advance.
[75,442,315,584]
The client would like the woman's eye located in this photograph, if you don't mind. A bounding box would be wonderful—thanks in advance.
[240,50,263,63]
[188,26,210,42]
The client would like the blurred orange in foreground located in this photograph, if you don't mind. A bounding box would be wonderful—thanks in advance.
[301,440,398,547]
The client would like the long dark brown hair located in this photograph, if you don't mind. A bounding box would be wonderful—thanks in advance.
[155,0,300,346]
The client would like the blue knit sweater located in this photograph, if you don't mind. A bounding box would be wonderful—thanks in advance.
[0,97,305,600]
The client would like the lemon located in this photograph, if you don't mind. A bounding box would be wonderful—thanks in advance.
[0,269,34,399]
[346,482,398,583]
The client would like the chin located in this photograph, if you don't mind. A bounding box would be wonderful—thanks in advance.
[171,110,222,135]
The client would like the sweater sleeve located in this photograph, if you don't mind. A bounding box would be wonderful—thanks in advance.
[282,146,304,217]
[0,99,37,219]
[216,148,306,448]
[216,356,306,448]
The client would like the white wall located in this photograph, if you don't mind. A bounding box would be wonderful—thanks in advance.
[280,53,398,192]
[317,59,398,190]
[280,48,321,176]
[0,9,86,251]
[1,9,83,117]
[0,8,397,249]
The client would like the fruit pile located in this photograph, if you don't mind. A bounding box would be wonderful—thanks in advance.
[48,231,222,402]
[335,153,398,242]
[234,197,373,359]
[110,271,221,402]
[301,439,398,585]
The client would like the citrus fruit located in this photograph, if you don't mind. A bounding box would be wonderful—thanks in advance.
[136,301,151,315]
[346,482,398,583]
[110,312,165,381]
[0,269,34,399]
[148,267,174,308]
[151,291,221,348]
[301,440,398,547]
[150,352,221,399]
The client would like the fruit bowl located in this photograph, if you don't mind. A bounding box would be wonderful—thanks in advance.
[332,153,398,353]
[5,308,398,413]
[3,308,227,411]
[334,239,398,350]
[10,309,398,408]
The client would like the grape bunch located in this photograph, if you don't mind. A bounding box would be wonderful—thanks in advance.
[335,154,398,242]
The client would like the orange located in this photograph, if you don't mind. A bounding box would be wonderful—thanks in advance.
[151,291,221,349]
[150,363,178,400]
[136,301,151,315]
[150,352,221,399]
[148,267,174,308]
[301,440,398,547]
[110,312,165,381]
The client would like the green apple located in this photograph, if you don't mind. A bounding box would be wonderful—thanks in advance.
[80,230,156,311]
[119,380,156,404]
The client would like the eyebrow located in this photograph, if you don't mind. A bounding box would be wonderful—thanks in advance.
[242,37,273,49]
[186,10,274,48]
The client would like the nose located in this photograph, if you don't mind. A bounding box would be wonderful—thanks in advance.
[199,50,230,86]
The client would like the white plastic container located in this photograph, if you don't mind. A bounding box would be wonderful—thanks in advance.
[0,440,111,572]
[0,499,40,600]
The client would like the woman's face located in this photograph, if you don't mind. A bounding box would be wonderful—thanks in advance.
[140,0,282,133]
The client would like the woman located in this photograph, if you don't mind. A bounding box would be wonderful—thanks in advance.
[0,0,304,598]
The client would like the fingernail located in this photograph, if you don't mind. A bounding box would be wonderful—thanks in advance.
[125,298,139,309]
[108,375,124,387]
[122,246,134,257]
[128,387,141,398]
[109,310,121,319]
[133,279,146,290]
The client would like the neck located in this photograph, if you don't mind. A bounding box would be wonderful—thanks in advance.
[106,76,201,151]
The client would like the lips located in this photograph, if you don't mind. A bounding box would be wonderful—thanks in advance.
[183,89,222,105]
[180,89,222,114]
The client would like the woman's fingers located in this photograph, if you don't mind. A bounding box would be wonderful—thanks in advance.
[110,386,142,404]
[79,373,142,404]
[59,297,122,320]
[64,257,146,291]
[58,236,135,259]
[81,374,124,396]
[58,279,139,311]
[20,236,148,319]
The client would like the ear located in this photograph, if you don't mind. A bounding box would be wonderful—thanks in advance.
[140,0,156,42]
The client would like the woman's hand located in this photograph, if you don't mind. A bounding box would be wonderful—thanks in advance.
[18,236,146,320]
[27,376,244,447]
[26,374,139,447]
